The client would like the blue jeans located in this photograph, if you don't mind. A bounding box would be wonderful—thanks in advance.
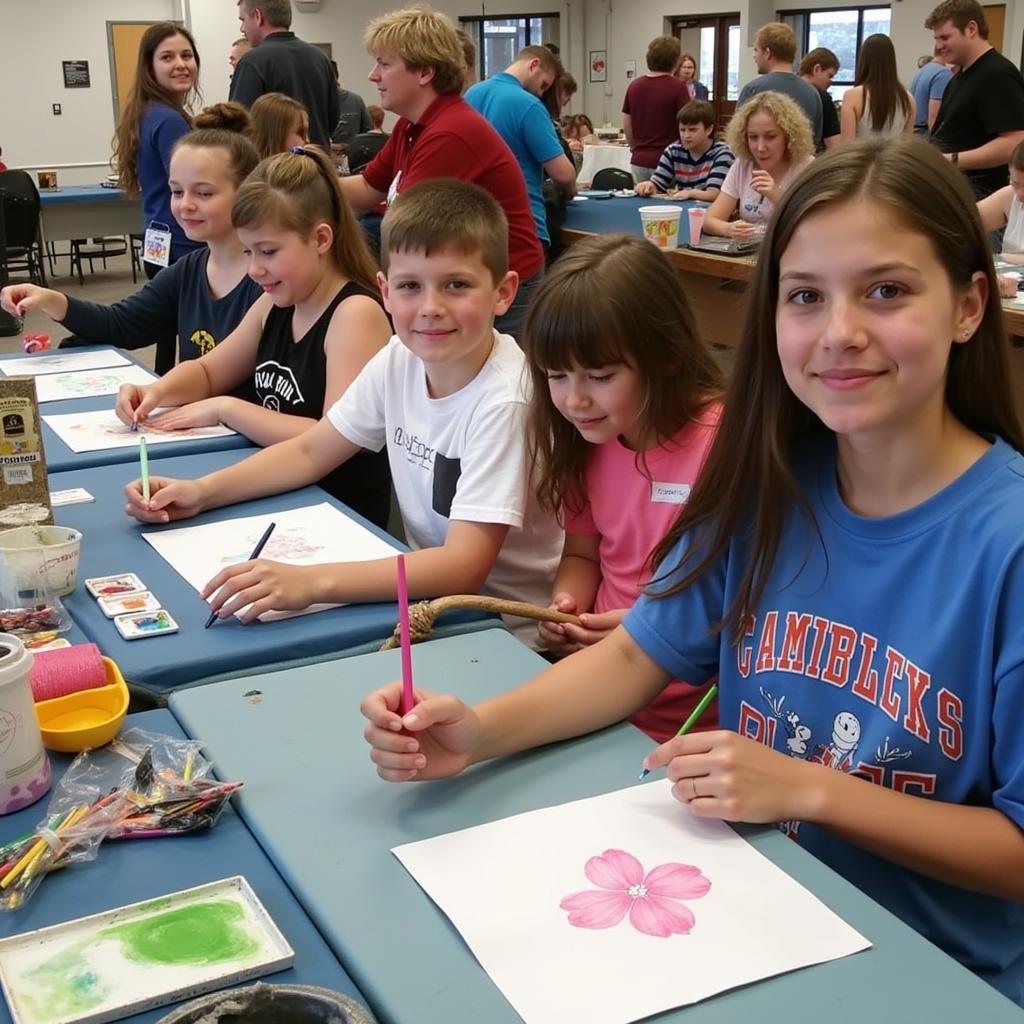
[494,268,543,343]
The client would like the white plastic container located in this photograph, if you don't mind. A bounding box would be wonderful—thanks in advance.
[0,633,50,815]
[639,205,683,250]
[0,525,82,597]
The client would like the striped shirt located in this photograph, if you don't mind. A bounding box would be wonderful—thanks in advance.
[649,138,734,194]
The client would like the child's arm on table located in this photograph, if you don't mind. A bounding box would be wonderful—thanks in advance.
[203,517,510,622]
[124,414,357,522]
[115,297,270,426]
[649,729,1024,900]
[363,625,672,780]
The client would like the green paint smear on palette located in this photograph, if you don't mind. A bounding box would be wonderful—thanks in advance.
[21,945,110,1022]
[18,899,260,1024]
[102,898,261,967]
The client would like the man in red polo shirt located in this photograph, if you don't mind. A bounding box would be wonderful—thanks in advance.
[340,7,544,340]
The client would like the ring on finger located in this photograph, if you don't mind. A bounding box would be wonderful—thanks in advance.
[690,777,699,800]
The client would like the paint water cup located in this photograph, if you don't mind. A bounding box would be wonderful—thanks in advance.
[639,205,683,250]
[687,206,706,246]
[0,633,50,815]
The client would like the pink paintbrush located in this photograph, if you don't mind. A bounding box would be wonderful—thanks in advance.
[397,554,416,715]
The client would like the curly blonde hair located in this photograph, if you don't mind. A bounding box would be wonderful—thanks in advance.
[725,91,814,166]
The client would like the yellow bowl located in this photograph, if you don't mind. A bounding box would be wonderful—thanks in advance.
[35,658,129,753]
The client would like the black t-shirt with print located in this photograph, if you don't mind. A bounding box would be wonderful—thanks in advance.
[255,281,392,528]
[932,48,1024,198]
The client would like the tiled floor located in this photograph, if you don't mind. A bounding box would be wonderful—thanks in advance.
[1,255,156,368]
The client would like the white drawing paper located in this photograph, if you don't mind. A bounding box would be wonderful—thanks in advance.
[143,502,401,621]
[43,408,235,453]
[0,349,129,377]
[393,779,871,1024]
[32,364,156,403]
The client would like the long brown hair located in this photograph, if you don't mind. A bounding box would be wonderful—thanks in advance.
[250,93,309,160]
[650,137,1024,637]
[112,22,201,195]
[855,34,912,133]
[232,145,378,291]
[525,234,723,521]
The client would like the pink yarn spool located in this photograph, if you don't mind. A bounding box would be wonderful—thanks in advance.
[29,644,108,703]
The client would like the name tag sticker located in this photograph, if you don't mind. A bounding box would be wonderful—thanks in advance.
[143,223,172,267]
[651,481,691,505]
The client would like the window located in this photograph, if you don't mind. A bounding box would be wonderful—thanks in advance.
[459,14,560,82]
[781,6,891,100]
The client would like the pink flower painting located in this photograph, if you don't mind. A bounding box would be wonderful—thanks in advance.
[560,849,711,938]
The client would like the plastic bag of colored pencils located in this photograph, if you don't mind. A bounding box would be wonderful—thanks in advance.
[0,728,242,910]
[0,774,130,911]
[90,727,243,840]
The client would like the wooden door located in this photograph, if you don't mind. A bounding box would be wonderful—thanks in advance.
[672,14,741,134]
[108,22,164,121]
[983,4,1005,52]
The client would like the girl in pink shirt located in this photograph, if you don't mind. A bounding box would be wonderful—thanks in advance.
[525,233,723,741]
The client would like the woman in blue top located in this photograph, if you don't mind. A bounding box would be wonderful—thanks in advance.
[362,138,1024,1004]
[112,22,204,282]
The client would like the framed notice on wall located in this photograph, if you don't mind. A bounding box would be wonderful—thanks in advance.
[62,60,91,88]
[589,50,607,83]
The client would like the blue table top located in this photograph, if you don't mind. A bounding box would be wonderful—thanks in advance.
[564,193,698,239]
[52,448,493,697]
[0,709,369,1024]
[170,629,1024,1023]
[37,185,131,205]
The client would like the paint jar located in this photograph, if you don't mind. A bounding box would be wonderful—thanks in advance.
[0,633,50,815]
[156,983,377,1023]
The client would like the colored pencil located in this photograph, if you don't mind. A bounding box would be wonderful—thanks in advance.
[205,521,276,628]
[139,436,150,502]
[638,683,718,780]
[397,554,416,715]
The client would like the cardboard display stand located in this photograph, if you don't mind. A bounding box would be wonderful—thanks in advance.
[0,379,53,527]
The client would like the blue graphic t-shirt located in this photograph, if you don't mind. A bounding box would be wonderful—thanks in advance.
[625,434,1024,1004]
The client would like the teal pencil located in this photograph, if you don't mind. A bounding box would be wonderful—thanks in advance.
[638,682,719,780]
[139,437,150,502]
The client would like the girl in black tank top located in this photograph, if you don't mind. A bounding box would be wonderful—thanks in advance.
[116,146,394,529]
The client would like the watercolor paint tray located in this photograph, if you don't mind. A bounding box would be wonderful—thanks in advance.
[0,876,294,1024]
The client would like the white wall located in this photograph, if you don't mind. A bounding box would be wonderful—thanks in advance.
[2,0,1018,180]
[0,0,176,184]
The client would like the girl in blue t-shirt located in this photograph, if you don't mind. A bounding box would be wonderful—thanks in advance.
[112,22,205,277]
[361,137,1024,1003]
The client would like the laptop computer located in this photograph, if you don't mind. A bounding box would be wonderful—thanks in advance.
[686,236,761,257]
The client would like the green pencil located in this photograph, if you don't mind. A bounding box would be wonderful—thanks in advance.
[139,436,150,502]
[638,682,718,780]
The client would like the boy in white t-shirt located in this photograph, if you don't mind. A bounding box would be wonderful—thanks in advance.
[124,179,563,643]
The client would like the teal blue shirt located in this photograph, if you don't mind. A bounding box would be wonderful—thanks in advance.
[465,72,565,243]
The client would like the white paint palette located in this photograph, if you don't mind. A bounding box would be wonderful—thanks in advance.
[0,876,294,1024]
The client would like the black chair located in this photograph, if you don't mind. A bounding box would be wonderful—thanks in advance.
[347,132,390,176]
[0,170,47,287]
[70,236,129,286]
[591,167,635,191]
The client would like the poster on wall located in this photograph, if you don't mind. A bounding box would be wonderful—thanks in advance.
[589,50,607,83]
[62,60,90,88]
[625,59,637,81]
